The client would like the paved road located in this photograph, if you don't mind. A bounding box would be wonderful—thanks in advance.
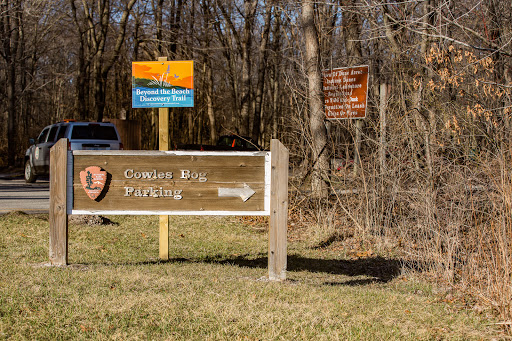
[0,174,49,214]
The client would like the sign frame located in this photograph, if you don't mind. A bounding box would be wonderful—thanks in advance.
[68,150,271,216]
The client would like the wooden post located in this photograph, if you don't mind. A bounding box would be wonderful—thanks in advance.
[158,56,170,261]
[269,139,288,280]
[49,138,69,265]
[379,83,388,174]
[353,119,363,176]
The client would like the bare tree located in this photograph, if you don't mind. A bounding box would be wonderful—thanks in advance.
[0,0,22,166]
[217,0,258,136]
[199,0,218,144]
[302,0,329,197]
[70,0,136,122]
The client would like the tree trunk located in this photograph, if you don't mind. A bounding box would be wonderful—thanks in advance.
[205,61,217,144]
[169,0,183,57]
[379,83,388,174]
[302,0,329,197]
[6,54,17,166]
[252,2,273,143]
[413,0,435,181]
[200,0,217,144]
[1,0,21,166]
[341,0,364,175]
[270,8,282,141]
[154,0,164,56]
[239,0,257,136]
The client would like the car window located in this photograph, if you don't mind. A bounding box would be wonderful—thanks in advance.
[217,136,234,147]
[70,125,119,140]
[217,136,259,150]
[37,128,50,144]
[56,125,68,140]
[47,126,59,143]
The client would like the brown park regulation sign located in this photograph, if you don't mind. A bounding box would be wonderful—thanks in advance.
[323,65,369,119]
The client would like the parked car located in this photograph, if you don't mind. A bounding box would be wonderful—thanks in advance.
[24,120,123,183]
[216,135,262,151]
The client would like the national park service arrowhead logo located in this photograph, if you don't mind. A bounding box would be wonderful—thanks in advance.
[80,166,107,201]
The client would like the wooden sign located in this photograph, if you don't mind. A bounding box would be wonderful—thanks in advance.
[323,65,369,119]
[49,139,288,281]
[71,151,270,215]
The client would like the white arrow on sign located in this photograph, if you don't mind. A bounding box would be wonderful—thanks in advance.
[218,183,256,202]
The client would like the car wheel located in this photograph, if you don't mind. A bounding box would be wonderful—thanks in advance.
[24,160,37,183]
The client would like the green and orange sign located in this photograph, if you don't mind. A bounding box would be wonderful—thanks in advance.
[132,61,194,108]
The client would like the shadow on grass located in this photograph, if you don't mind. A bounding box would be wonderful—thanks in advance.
[213,254,402,283]
[121,254,405,284]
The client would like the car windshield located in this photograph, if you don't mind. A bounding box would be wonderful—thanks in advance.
[70,125,118,140]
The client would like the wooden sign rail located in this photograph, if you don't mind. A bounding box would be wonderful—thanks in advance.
[49,138,288,281]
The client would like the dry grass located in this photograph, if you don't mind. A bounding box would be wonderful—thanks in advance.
[294,145,512,335]
[0,212,504,340]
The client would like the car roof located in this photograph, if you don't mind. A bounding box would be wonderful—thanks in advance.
[45,121,116,127]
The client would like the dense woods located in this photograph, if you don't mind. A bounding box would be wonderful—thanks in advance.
[1,0,512,326]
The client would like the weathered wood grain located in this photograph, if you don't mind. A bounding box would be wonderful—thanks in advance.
[72,154,267,212]
[268,139,288,281]
[157,66,170,261]
[49,138,68,266]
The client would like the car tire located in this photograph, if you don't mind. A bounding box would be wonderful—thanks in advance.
[24,160,37,183]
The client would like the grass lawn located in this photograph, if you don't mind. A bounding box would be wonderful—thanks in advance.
[0,212,503,340]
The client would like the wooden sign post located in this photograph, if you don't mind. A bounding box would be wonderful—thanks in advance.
[49,138,69,265]
[133,56,194,260]
[48,139,289,280]
[158,57,170,261]
[269,140,288,280]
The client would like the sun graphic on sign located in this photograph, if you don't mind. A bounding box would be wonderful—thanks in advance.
[132,61,193,89]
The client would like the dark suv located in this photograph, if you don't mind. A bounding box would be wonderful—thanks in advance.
[24,121,123,182]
